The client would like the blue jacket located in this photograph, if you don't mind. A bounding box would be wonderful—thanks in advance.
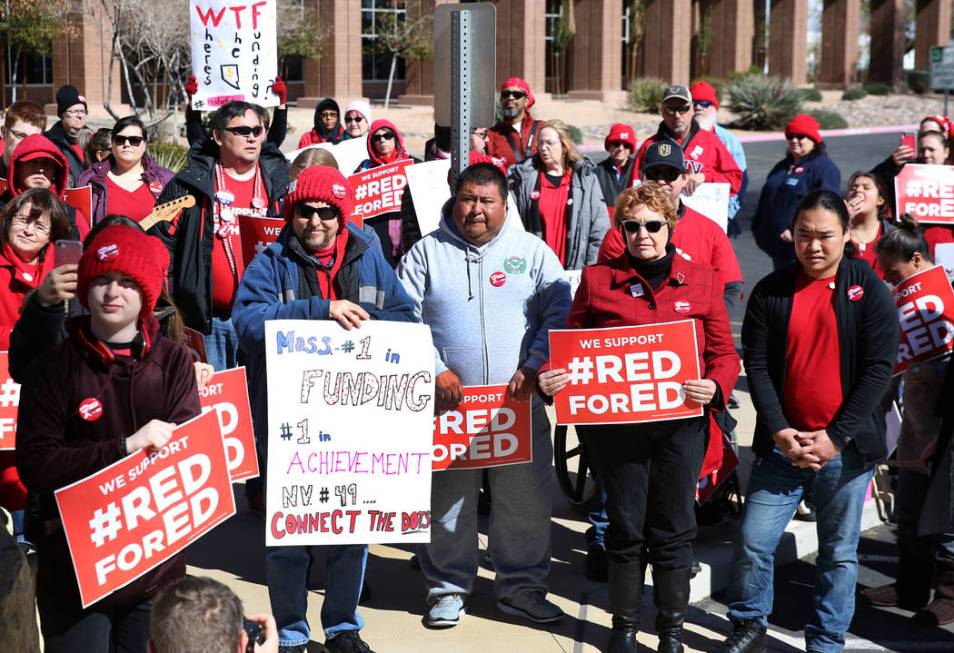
[232,223,417,448]
[751,151,841,262]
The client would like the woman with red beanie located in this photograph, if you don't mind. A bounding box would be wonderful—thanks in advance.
[751,113,841,269]
[16,224,200,652]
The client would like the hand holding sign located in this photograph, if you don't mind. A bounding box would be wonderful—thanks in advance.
[125,420,176,454]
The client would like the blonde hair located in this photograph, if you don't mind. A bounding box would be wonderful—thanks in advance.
[614,182,677,230]
[534,119,581,170]
[290,147,339,179]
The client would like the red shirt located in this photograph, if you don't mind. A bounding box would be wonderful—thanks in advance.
[210,171,256,310]
[783,272,843,431]
[538,171,570,266]
[105,177,156,222]
[598,205,744,286]
[850,225,883,277]
[631,127,742,195]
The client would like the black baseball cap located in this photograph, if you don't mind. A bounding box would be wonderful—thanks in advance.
[642,138,684,172]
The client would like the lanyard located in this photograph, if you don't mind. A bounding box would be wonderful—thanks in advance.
[213,163,265,277]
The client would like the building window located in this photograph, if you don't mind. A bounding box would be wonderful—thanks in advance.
[544,0,562,94]
[7,52,53,85]
[362,0,407,84]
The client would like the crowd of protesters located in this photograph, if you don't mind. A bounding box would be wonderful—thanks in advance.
[0,74,952,653]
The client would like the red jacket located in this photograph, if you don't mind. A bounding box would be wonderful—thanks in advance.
[16,314,200,611]
[598,205,744,286]
[631,122,742,195]
[486,112,542,168]
[568,252,740,475]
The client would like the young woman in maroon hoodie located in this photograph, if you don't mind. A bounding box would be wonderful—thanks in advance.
[15,225,200,652]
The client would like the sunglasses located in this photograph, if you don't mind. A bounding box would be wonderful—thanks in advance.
[223,125,264,137]
[319,110,338,119]
[112,135,145,147]
[372,132,396,142]
[608,141,631,149]
[621,220,667,234]
[643,168,681,183]
[663,105,692,116]
[345,115,365,123]
[789,133,811,141]
[297,205,339,221]
[693,100,714,109]
[500,90,527,100]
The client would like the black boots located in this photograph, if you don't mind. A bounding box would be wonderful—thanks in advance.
[607,559,645,653]
[710,619,767,653]
[652,567,690,653]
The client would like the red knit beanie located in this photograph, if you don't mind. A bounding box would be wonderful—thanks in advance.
[785,113,822,144]
[689,81,719,109]
[285,165,354,221]
[500,77,535,108]
[77,225,170,320]
[604,123,637,151]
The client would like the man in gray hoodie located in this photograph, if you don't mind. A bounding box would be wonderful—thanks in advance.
[397,163,572,628]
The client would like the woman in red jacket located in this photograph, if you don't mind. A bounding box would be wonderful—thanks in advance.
[539,182,739,653]
[16,224,200,652]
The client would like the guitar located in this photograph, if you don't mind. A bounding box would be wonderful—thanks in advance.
[139,195,196,231]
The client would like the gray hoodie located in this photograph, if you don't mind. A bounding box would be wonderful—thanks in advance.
[397,200,572,386]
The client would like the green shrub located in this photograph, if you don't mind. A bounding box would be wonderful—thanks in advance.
[799,87,823,102]
[908,70,930,95]
[627,78,666,113]
[841,87,867,101]
[727,75,803,130]
[863,82,891,96]
[148,140,189,173]
[809,109,848,129]
[567,124,583,145]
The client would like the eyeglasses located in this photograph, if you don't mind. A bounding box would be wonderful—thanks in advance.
[621,220,666,234]
[663,105,692,116]
[297,205,339,222]
[372,132,396,142]
[500,90,527,100]
[472,129,488,139]
[344,115,365,124]
[12,214,51,234]
[64,109,87,117]
[643,167,681,183]
[223,125,264,137]
[319,111,338,119]
[539,139,561,149]
[693,100,714,109]
[112,135,145,147]
[7,128,29,140]
[607,141,631,150]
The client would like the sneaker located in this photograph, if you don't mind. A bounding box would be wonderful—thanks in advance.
[497,591,564,624]
[584,544,608,582]
[710,619,767,653]
[425,594,466,628]
[794,499,816,522]
[324,631,375,653]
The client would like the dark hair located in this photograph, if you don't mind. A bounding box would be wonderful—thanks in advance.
[150,576,244,653]
[876,213,932,263]
[111,115,147,141]
[86,128,112,163]
[85,214,144,244]
[434,125,452,151]
[454,163,508,202]
[847,171,888,219]
[793,189,850,232]
[253,105,271,132]
[212,101,258,132]
[0,188,71,257]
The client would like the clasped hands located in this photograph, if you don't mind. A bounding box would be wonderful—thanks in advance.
[772,427,841,471]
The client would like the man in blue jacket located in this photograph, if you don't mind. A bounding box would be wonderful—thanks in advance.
[398,163,572,628]
[232,164,416,653]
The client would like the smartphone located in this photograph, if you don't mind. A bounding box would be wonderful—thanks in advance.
[54,240,83,267]
[900,131,916,151]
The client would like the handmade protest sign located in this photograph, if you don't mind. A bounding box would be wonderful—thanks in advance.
[432,385,532,471]
[238,215,284,265]
[892,264,954,375]
[264,320,434,545]
[349,160,413,221]
[198,367,258,481]
[405,159,451,237]
[55,410,235,608]
[895,163,954,225]
[548,321,703,425]
[0,352,19,450]
[681,182,729,232]
[189,0,278,110]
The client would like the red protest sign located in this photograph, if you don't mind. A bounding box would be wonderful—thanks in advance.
[548,321,703,426]
[895,163,954,225]
[239,215,285,266]
[0,352,19,451]
[198,367,259,481]
[54,410,235,608]
[893,264,954,374]
[64,186,93,231]
[432,385,532,471]
[348,159,412,221]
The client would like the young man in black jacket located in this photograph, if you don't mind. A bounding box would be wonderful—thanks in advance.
[713,191,898,653]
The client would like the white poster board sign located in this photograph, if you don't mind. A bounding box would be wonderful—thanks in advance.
[189,0,279,110]
[406,159,451,237]
[284,138,369,178]
[264,320,434,545]
[681,182,729,232]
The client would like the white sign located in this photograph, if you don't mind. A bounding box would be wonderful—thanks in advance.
[681,182,729,232]
[264,320,434,545]
[284,138,370,178]
[406,159,452,237]
[189,0,279,110]
[931,46,954,91]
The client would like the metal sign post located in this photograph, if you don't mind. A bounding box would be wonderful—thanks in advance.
[451,10,471,180]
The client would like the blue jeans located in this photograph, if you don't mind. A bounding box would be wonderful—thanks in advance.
[266,544,368,647]
[204,315,239,371]
[586,483,608,550]
[727,450,873,653]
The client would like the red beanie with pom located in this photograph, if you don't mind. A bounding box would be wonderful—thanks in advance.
[284,165,354,221]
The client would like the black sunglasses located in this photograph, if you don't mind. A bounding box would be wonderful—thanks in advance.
[113,135,145,147]
[500,90,527,100]
[345,115,365,123]
[608,141,631,149]
[621,220,667,234]
[372,132,396,142]
[643,168,681,183]
[223,125,264,137]
[663,105,692,116]
[297,205,339,221]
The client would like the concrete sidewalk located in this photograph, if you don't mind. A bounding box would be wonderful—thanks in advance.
[186,378,885,652]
